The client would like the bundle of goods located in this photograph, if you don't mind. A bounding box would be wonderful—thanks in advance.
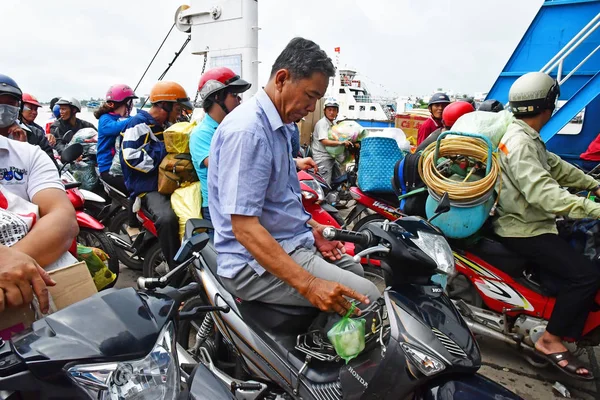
[158,121,199,195]
[325,120,367,161]
[357,128,409,193]
[418,132,501,239]
[68,128,99,191]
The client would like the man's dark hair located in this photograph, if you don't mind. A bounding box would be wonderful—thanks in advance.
[270,37,335,80]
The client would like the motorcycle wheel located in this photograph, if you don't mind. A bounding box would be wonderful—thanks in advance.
[363,264,388,294]
[77,228,119,289]
[142,242,166,279]
[350,212,382,233]
[108,210,144,271]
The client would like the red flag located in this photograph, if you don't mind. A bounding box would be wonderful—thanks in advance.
[334,47,340,53]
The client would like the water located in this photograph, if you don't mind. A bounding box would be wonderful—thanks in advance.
[34,107,99,129]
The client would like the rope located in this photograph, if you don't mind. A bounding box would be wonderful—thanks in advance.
[157,35,191,81]
[418,137,501,203]
[134,23,176,92]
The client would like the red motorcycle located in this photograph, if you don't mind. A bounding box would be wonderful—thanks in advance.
[298,171,386,289]
[60,144,119,286]
[346,185,600,376]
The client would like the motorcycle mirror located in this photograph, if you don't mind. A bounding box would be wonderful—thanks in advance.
[61,143,84,164]
[435,192,451,214]
[173,232,210,264]
[428,192,451,224]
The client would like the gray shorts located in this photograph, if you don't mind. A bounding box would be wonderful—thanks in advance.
[220,246,381,307]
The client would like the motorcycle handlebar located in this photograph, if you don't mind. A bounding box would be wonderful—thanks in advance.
[322,227,371,247]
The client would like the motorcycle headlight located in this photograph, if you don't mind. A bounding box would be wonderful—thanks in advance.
[67,321,180,400]
[302,179,325,202]
[410,231,455,277]
[401,343,445,376]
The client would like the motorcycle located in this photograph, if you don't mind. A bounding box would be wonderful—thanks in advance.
[168,201,522,400]
[347,183,600,380]
[299,170,347,227]
[60,144,120,287]
[0,232,235,399]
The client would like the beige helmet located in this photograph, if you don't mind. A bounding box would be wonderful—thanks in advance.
[508,72,560,116]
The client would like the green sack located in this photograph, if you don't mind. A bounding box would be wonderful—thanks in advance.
[76,244,116,291]
[327,304,366,363]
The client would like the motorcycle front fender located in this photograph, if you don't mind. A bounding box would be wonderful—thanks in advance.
[418,373,522,400]
[76,210,105,230]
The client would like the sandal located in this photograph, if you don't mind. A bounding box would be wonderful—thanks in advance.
[536,350,595,381]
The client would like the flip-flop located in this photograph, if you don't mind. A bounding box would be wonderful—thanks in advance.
[536,350,595,381]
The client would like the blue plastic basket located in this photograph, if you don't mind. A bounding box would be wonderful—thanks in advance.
[357,136,404,193]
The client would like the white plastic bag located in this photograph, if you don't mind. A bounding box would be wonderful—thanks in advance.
[452,110,514,148]
[366,127,411,152]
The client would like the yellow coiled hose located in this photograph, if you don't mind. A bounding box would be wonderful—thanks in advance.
[418,137,501,203]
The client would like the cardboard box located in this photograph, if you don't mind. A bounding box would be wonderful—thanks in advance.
[0,261,97,339]
[395,111,430,145]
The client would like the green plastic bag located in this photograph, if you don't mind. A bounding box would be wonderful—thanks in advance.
[327,305,366,363]
[76,245,116,291]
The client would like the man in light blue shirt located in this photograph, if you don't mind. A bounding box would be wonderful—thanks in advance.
[208,37,380,316]
[190,67,251,221]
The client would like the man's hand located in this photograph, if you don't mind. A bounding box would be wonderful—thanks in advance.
[301,276,369,315]
[312,222,345,261]
[46,134,56,147]
[295,157,318,173]
[7,124,27,142]
[0,246,56,314]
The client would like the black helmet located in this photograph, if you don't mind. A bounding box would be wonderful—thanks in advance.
[0,74,22,101]
[428,92,451,106]
[478,99,504,113]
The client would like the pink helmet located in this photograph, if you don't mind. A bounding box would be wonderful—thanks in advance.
[105,84,138,103]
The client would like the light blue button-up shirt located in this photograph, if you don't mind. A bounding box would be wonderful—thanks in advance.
[208,89,314,278]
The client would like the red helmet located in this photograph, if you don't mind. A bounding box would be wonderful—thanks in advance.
[22,93,42,108]
[442,101,475,128]
[198,67,251,102]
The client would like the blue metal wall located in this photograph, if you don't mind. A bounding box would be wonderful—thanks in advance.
[486,0,600,161]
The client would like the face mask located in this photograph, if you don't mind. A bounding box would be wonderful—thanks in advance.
[0,104,19,128]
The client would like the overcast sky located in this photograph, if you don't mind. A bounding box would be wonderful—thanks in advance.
[2,0,542,101]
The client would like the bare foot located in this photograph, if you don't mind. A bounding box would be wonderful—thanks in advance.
[535,333,589,376]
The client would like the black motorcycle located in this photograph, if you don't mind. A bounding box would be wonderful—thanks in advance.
[0,232,235,399]
[172,195,523,400]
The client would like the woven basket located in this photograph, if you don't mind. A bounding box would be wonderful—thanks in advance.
[357,136,404,193]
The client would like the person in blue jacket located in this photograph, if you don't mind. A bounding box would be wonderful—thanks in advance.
[94,84,138,193]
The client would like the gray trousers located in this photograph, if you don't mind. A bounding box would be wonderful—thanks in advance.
[221,247,381,307]
[313,151,345,186]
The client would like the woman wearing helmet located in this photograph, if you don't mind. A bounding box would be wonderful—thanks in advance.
[416,101,475,152]
[50,96,96,153]
[417,92,451,145]
[94,84,138,194]
[493,72,600,380]
[120,81,192,268]
[311,97,348,185]
[190,67,251,222]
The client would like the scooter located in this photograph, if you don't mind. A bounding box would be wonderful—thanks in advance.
[347,181,600,380]
[167,199,522,400]
[60,144,120,287]
[299,170,346,227]
[0,232,236,399]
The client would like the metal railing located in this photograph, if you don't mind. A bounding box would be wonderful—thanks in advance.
[540,12,600,85]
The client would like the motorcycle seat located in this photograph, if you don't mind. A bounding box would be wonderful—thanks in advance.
[462,237,528,278]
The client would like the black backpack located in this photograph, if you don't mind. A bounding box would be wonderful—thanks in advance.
[391,152,428,218]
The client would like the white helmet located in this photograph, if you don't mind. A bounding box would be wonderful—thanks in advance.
[56,97,82,113]
[508,72,560,116]
[323,97,339,109]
